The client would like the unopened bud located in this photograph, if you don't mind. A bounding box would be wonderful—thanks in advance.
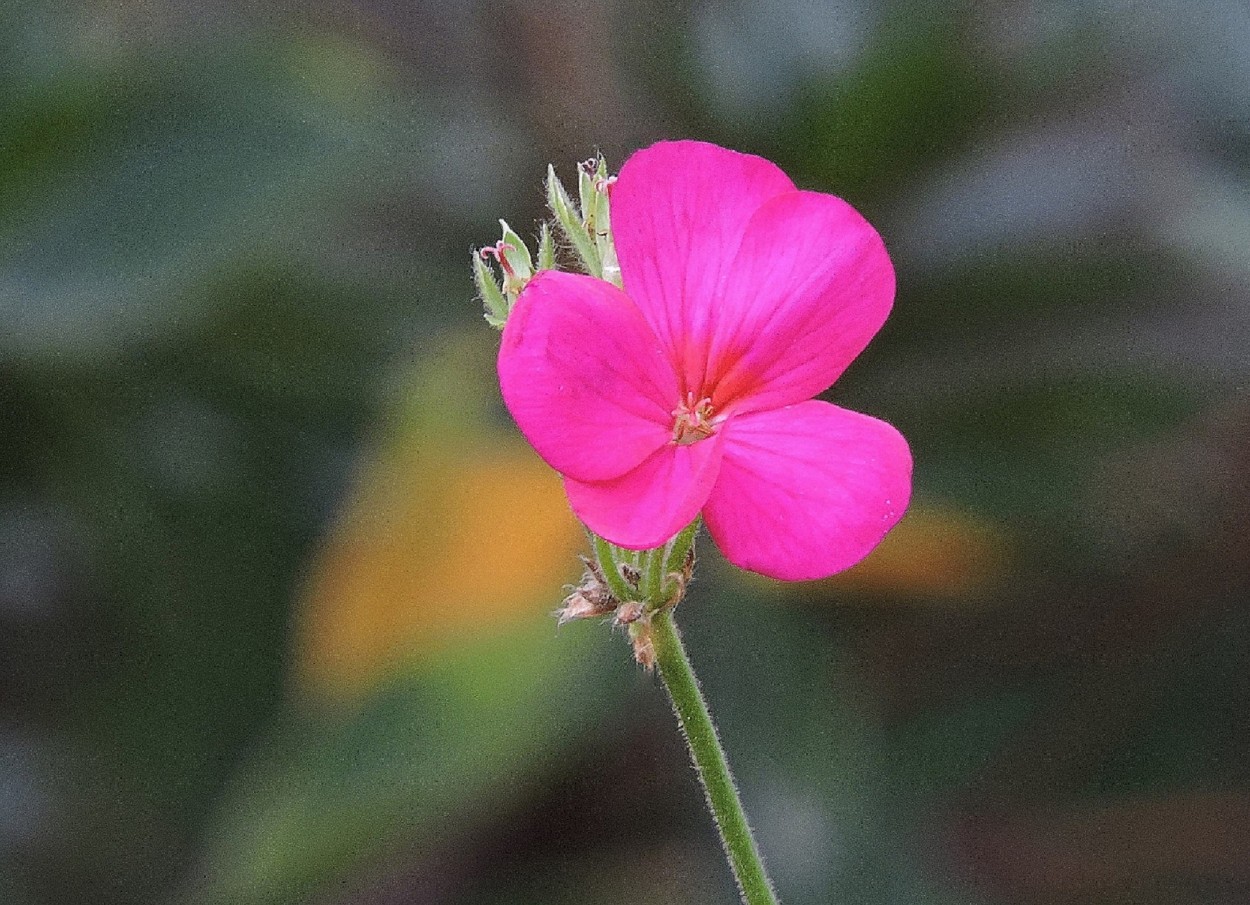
[496,220,534,284]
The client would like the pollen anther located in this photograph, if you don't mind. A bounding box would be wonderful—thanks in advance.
[671,393,717,445]
[480,240,517,278]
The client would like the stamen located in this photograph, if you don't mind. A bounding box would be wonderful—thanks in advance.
[480,240,517,278]
[671,392,717,445]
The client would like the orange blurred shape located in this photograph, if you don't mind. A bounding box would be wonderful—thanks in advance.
[295,441,582,702]
[822,504,1007,598]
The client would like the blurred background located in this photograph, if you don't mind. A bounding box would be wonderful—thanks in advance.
[2,1,1248,903]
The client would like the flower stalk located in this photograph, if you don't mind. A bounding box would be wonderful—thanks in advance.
[651,609,779,905]
[571,523,779,903]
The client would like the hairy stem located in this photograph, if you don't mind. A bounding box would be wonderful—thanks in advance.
[650,610,779,905]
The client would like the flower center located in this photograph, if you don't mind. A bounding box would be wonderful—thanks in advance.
[671,393,717,445]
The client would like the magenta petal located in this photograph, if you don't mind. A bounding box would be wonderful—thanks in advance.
[703,401,911,581]
[707,191,896,414]
[565,434,725,550]
[498,271,679,483]
[612,140,795,389]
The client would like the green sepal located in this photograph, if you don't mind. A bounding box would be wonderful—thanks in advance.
[588,518,700,610]
[536,221,556,271]
[496,219,533,280]
[591,533,640,604]
[472,250,508,328]
[592,162,620,287]
[578,157,601,237]
[546,164,602,277]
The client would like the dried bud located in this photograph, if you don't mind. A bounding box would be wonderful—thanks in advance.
[629,622,656,671]
[662,546,697,606]
[556,590,616,625]
[554,555,618,625]
[613,601,645,626]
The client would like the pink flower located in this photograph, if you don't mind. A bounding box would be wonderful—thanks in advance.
[498,141,911,581]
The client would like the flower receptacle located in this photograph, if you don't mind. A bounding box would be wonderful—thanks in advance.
[559,521,701,669]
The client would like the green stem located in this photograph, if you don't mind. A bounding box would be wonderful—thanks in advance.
[650,610,779,905]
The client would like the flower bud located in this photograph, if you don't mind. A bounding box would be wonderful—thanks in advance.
[546,163,601,277]
[579,156,621,288]
[472,249,509,328]
[496,220,534,287]
[475,221,541,328]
